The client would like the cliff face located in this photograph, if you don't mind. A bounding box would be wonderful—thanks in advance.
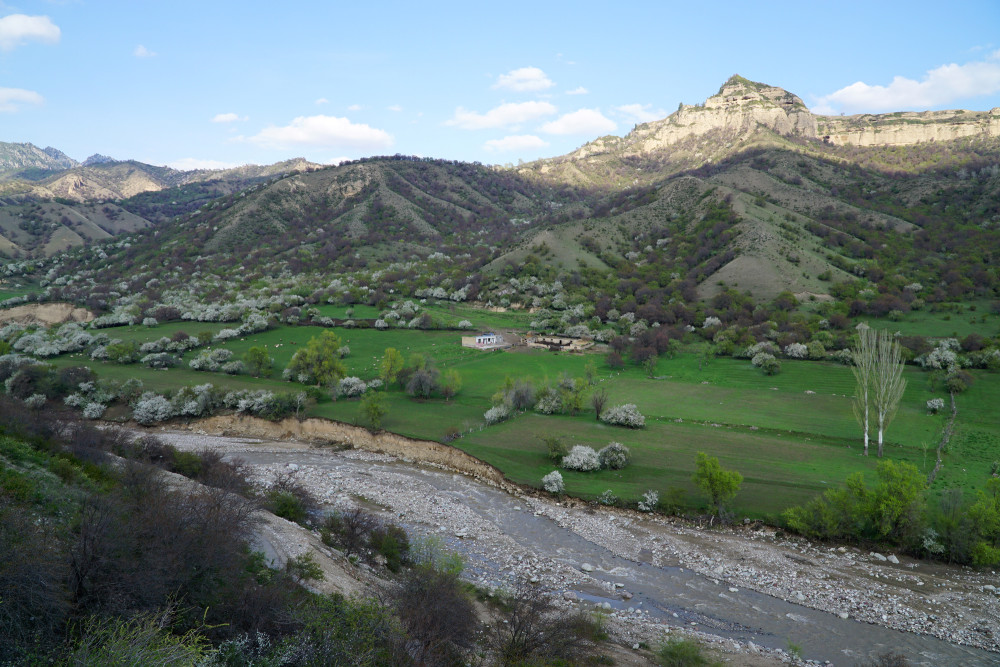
[817,108,1000,146]
[556,75,999,169]
[621,75,818,155]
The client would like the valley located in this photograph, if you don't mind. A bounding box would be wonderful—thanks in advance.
[3,72,1000,666]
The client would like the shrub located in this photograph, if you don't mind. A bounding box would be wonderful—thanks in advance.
[140,352,180,369]
[926,398,945,414]
[534,386,562,414]
[24,393,45,409]
[597,489,618,506]
[83,402,106,420]
[336,376,368,398]
[484,404,510,425]
[561,445,600,472]
[657,637,718,667]
[637,490,659,512]
[598,442,631,470]
[544,436,569,462]
[542,470,564,494]
[784,343,807,358]
[600,403,645,428]
[132,393,175,425]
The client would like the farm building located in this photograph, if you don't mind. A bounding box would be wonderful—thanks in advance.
[461,332,508,350]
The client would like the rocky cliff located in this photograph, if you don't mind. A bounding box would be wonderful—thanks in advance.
[536,75,1000,181]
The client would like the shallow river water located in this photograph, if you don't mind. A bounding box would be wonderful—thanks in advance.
[162,433,998,666]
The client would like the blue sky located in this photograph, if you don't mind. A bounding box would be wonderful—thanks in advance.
[2,1,1000,169]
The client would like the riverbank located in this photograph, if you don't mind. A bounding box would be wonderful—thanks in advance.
[158,417,1000,664]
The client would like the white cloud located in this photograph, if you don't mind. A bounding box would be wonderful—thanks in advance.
[134,44,156,58]
[493,66,554,92]
[446,101,557,130]
[813,51,1000,114]
[211,112,246,123]
[0,87,43,112]
[167,158,241,171]
[483,134,550,152]
[541,108,617,135]
[315,97,329,105]
[614,103,667,124]
[387,104,403,112]
[247,115,393,151]
[566,86,588,95]
[0,14,60,51]
[347,103,362,111]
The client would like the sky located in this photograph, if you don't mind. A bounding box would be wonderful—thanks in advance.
[2,1,1000,170]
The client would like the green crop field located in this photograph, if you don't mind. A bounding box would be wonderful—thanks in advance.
[39,321,1000,520]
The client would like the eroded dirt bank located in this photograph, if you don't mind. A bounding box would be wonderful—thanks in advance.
[0,302,94,325]
[180,414,516,491]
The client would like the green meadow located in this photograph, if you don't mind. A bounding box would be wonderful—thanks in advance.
[44,322,1000,520]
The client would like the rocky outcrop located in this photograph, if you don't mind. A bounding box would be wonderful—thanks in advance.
[620,75,817,156]
[817,108,1000,146]
[550,75,1000,168]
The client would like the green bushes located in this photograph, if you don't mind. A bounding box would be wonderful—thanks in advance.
[783,460,925,546]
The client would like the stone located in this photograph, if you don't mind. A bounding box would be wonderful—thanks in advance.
[563,591,578,601]
[622,591,633,600]
[887,554,899,564]
[729,587,739,593]
[871,552,887,562]
[581,563,594,572]
[839,612,849,620]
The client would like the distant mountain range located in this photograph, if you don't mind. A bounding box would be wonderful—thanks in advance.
[10,76,1000,309]
[0,144,322,257]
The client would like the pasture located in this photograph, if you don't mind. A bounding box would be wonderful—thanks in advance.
[42,321,1000,519]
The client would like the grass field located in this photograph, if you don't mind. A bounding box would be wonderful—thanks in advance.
[861,299,1000,339]
[0,282,42,302]
[41,321,1000,519]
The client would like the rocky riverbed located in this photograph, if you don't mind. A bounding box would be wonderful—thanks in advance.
[158,429,1000,665]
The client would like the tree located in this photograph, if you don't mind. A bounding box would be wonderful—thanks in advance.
[378,347,404,386]
[872,330,907,458]
[242,346,272,377]
[361,392,387,431]
[692,452,742,517]
[590,387,608,421]
[286,331,346,387]
[440,368,462,401]
[854,327,907,457]
[852,326,877,456]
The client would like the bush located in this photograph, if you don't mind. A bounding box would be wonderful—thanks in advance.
[598,442,630,470]
[132,393,175,425]
[83,402,106,420]
[600,403,645,428]
[657,637,720,667]
[561,445,600,472]
[926,397,945,414]
[637,490,659,512]
[336,376,368,398]
[544,436,569,462]
[542,470,564,494]
[484,404,510,425]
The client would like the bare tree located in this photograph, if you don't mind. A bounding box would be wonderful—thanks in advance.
[590,387,608,421]
[872,330,907,458]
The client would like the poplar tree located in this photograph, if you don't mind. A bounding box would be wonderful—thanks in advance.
[872,330,907,458]
[852,327,906,457]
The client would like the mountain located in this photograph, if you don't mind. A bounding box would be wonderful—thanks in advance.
[20,76,1000,313]
[0,142,79,175]
[0,147,322,258]
[522,74,1000,189]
